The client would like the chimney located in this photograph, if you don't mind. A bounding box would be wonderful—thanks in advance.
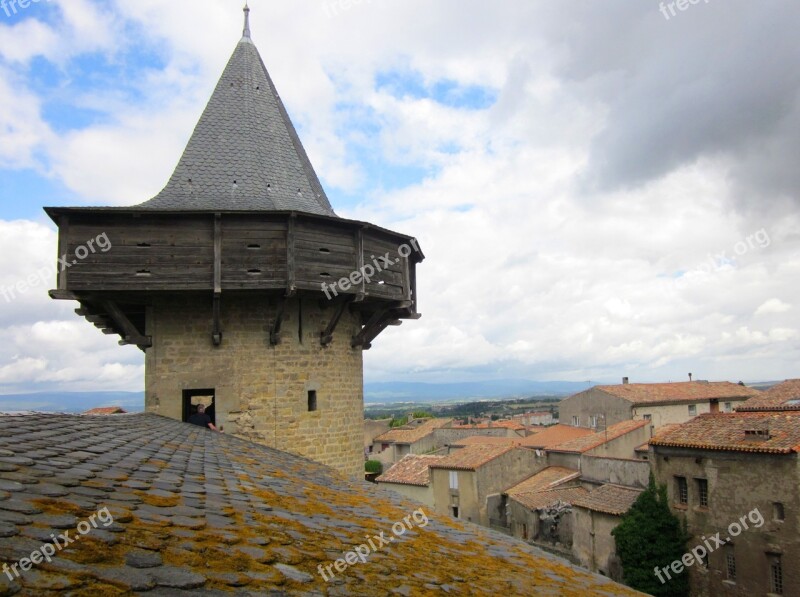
[689,373,693,382]
[622,377,629,385]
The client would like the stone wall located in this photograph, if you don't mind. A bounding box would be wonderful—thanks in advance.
[572,508,624,582]
[145,294,364,478]
[580,456,650,489]
[651,447,800,596]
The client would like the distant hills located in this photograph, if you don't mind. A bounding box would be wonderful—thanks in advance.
[0,381,591,412]
[3,378,773,411]
[364,379,595,404]
[0,391,145,414]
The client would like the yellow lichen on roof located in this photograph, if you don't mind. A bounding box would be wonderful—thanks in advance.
[0,413,645,596]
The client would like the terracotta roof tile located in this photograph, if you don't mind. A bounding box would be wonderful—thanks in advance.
[572,485,643,516]
[376,454,443,487]
[83,406,128,415]
[737,379,800,412]
[451,420,526,431]
[517,425,595,449]
[511,486,589,511]
[635,424,681,452]
[505,467,581,496]
[548,420,648,454]
[429,444,518,471]
[594,381,759,405]
[374,418,452,444]
[650,411,800,454]
[451,436,521,448]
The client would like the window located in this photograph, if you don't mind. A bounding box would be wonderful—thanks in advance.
[571,416,579,426]
[675,476,688,504]
[724,402,733,413]
[449,470,459,490]
[725,547,736,581]
[773,502,785,522]
[590,415,598,428]
[696,478,709,507]
[769,554,783,594]
[688,404,697,416]
[643,414,652,421]
[451,506,459,518]
[307,390,318,412]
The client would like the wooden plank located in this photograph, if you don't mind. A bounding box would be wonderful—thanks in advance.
[214,214,222,294]
[320,298,352,346]
[286,215,296,295]
[212,294,222,346]
[356,228,366,300]
[57,215,69,290]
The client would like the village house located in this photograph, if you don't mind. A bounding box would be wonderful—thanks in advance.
[370,418,452,465]
[375,453,442,508]
[571,484,643,582]
[736,378,800,412]
[559,380,760,431]
[650,406,800,596]
[497,467,585,547]
[546,420,651,467]
[517,424,595,452]
[429,444,540,526]
[364,418,391,457]
[512,411,555,426]
[448,435,522,450]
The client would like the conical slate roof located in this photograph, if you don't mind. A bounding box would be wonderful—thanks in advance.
[138,9,336,217]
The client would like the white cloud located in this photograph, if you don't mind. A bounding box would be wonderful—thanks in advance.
[0,0,798,392]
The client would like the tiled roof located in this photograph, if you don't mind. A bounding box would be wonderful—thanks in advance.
[429,444,518,471]
[83,407,127,415]
[376,455,442,487]
[737,379,800,412]
[635,424,681,453]
[450,436,521,448]
[134,26,335,216]
[594,381,759,405]
[452,421,526,431]
[548,420,648,454]
[572,485,643,516]
[517,425,595,449]
[374,418,452,445]
[505,467,580,496]
[650,411,800,454]
[510,487,589,512]
[0,413,641,595]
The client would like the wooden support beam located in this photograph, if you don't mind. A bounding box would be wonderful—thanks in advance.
[213,214,222,294]
[212,293,222,346]
[270,297,287,345]
[351,308,392,349]
[320,298,353,346]
[286,214,296,296]
[101,300,152,349]
[50,290,79,301]
[402,254,412,302]
[57,215,69,291]
[355,227,366,302]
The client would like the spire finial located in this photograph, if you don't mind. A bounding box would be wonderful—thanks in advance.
[243,2,251,39]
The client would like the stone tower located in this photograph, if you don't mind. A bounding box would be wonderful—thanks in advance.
[45,6,423,478]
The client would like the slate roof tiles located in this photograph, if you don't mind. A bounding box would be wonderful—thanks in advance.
[0,413,642,595]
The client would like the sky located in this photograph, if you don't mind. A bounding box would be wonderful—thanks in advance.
[0,0,799,394]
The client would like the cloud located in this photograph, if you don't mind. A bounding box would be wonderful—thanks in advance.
[0,0,798,392]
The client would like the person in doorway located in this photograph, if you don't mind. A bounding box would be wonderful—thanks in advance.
[187,404,219,431]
